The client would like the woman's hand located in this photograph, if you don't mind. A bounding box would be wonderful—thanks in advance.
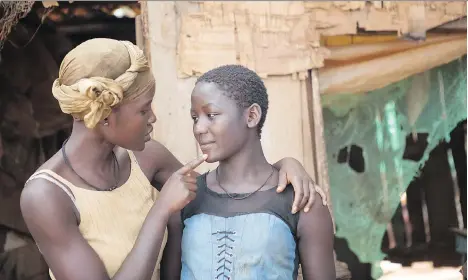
[158,154,207,214]
[274,157,327,214]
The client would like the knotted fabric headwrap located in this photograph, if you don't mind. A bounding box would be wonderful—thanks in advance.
[52,38,154,129]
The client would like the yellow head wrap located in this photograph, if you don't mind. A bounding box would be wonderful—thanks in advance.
[52,38,154,129]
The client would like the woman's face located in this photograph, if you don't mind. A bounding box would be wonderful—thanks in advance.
[104,84,156,151]
[190,82,249,163]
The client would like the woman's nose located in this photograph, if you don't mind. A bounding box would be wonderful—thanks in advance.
[149,110,157,124]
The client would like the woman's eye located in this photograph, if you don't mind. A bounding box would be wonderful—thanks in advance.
[141,110,148,115]
[208,113,217,119]
[191,116,198,122]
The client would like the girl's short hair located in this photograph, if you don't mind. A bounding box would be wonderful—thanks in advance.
[196,65,268,136]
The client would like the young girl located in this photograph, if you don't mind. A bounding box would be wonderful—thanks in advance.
[181,65,335,279]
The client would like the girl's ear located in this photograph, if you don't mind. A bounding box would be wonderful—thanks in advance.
[246,103,262,129]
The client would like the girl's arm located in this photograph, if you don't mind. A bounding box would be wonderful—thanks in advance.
[297,193,335,280]
[160,213,183,280]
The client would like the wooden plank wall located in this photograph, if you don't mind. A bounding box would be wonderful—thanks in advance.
[142,0,465,176]
[145,1,316,179]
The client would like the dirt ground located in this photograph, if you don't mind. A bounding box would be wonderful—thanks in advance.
[379,261,463,280]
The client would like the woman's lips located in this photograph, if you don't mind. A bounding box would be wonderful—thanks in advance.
[146,126,153,136]
[144,126,153,141]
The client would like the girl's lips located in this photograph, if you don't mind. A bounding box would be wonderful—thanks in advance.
[199,142,214,151]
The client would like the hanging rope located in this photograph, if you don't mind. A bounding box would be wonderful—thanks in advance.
[0,1,35,51]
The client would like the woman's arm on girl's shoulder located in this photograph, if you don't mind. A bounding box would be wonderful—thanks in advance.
[139,140,326,215]
[297,193,336,280]
[273,157,328,213]
[147,146,324,211]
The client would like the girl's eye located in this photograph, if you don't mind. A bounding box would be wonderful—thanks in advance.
[208,113,217,119]
[141,110,148,115]
[191,116,199,122]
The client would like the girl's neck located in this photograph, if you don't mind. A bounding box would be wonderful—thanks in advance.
[217,138,273,186]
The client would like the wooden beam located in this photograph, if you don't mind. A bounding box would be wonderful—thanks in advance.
[56,21,134,34]
[135,15,144,50]
[307,69,334,227]
[403,3,427,41]
[433,17,467,31]
[135,1,151,65]
[306,68,353,280]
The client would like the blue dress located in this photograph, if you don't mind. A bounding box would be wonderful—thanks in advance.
[181,173,299,280]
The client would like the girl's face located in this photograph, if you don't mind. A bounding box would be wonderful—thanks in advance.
[190,82,249,163]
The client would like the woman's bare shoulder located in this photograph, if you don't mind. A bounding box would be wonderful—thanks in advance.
[21,166,75,219]
[22,150,77,226]
[20,176,79,251]
[21,177,108,280]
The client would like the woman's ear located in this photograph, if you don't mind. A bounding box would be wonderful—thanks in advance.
[246,103,262,129]
[102,107,120,128]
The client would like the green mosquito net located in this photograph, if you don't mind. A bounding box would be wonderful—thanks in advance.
[322,56,467,278]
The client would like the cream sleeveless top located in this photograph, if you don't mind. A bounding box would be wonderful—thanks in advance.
[26,150,168,280]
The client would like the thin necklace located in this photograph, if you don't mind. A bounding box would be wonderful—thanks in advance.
[215,166,274,200]
[62,138,120,191]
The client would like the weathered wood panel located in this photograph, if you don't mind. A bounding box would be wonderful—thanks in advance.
[174,1,466,79]
[146,2,199,167]
[147,1,311,173]
[262,77,305,166]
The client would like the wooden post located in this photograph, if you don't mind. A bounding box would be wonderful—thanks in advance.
[135,15,144,50]
[304,69,351,280]
[306,68,334,225]
[135,1,151,64]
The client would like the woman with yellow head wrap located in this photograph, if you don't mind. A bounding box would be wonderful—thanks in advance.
[19,38,324,280]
